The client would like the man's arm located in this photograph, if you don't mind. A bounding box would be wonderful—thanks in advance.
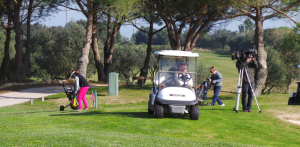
[250,58,258,68]
[236,60,247,70]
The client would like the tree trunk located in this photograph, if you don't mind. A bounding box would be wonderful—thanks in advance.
[91,12,106,82]
[286,78,292,93]
[184,17,204,51]
[77,0,93,78]
[22,0,34,77]
[137,19,154,86]
[254,7,268,97]
[11,1,25,81]
[0,21,12,81]
[103,17,121,81]
[103,16,112,81]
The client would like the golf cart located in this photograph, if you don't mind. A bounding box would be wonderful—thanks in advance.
[148,50,199,120]
[288,65,300,105]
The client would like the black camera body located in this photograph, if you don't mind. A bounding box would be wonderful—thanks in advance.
[231,49,257,61]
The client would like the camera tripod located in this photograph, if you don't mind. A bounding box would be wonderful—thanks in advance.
[234,67,262,113]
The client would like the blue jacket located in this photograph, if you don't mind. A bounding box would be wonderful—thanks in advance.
[210,70,223,86]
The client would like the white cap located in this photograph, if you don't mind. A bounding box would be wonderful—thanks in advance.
[70,71,76,78]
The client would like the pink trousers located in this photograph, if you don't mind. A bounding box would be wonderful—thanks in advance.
[77,86,89,110]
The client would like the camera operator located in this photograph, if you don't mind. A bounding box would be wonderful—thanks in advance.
[236,54,258,112]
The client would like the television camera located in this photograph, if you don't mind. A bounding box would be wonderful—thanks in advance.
[231,49,257,61]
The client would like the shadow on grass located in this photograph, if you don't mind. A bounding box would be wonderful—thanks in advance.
[90,85,152,91]
[219,95,235,100]
[119,85,152,91]
[49,111,192,120]
[2,110,59,114]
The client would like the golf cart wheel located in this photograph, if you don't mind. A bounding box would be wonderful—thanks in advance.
[189,104,199,120]
[154,103,164,118]
[60,105,64,111]
[288,97,292,105]
[148,100,154,114]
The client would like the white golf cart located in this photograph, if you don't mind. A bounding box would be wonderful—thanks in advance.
[148,50,199,120]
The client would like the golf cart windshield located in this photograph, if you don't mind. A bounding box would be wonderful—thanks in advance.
[155,55,197,89]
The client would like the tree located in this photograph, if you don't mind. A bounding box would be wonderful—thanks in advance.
[262,46,286,94]
[238,18,255,34]
[197,60,211,84]
[29,22,94,79]
[233,0,300,96]
[0,16,13,80]
[155,0,233,51]
[73,0,94,78]
[277,26,300,93]
[0,0,60,80]
[115,31,121,43]
[102,0,143,82]
[62,0,142,82]
[130,1,167,86]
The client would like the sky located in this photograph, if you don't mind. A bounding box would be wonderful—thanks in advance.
[40,8,299,38]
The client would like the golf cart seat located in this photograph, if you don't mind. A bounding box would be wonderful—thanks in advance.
[154,72,176,86]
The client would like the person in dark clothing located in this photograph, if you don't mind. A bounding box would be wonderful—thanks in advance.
[70,70,89,111]
[236,54,258,112]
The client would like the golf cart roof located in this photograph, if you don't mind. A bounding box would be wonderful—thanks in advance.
[154,50,199,57]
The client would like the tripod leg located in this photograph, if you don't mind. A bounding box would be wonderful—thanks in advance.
[234,87,242,113]
[244,69,262,112]
[234,69,243,113]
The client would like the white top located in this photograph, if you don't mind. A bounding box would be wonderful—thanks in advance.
[154,50,199,57]
[74,76,80,93]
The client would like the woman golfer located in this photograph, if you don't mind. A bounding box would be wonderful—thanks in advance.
[71,70,89,111]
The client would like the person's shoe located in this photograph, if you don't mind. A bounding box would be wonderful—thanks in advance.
[220,104,225,106]
[83,108,88,110]
[242,110,248,112]
[76,109,81,111]
[248,110,251,112]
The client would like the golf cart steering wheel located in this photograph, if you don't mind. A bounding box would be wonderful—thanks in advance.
[178,73,192,83]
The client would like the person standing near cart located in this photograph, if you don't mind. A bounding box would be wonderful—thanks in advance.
[209,66,225,106]
[71,70,89,111]
[236,55,258,112]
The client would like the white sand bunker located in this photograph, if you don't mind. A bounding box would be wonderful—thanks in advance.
[268,108,300,125]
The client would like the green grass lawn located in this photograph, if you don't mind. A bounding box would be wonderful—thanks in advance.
[1,51,300,146]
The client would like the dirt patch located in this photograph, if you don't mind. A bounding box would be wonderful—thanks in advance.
[100,95,147,105]
[49,93,147,108]
[265,107,300,126]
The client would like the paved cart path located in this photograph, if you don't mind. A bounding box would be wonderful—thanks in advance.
[0,84,106,107]
[0,86,65,107]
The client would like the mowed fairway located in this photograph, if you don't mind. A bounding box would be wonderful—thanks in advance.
[1,51,300,146]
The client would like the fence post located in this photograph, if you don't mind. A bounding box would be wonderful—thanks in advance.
[95,90,97,109]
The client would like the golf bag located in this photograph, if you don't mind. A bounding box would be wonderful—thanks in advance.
[60,84,79,111]
[196,80,212,106]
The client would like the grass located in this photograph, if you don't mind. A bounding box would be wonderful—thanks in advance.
[0,50,300,146]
